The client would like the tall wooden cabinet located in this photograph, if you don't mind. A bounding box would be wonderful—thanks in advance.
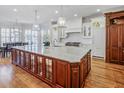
[105,11,124,65]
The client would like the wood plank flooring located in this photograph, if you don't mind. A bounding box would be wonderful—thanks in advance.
[84,58,124,88]
[0,58,51,88]
[0,57,124,88]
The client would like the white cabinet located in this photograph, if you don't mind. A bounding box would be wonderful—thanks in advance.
[66,27,81,34]
[51,24,67,45]
[82,22,92,38]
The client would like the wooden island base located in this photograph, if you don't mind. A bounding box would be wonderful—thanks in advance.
[11,47,91,88]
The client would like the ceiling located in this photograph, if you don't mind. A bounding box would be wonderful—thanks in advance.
[0,5,123,25]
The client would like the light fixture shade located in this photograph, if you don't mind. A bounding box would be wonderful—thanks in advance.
[32,9,40,31]
[32,24,40,31]
[57,17,66,27]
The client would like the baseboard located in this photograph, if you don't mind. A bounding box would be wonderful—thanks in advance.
[92,56,105,60]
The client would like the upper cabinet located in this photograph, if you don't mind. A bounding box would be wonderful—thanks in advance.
[51,24,67,42]
[82,22,92,38]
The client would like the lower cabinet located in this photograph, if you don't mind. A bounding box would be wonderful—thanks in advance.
[71,64,79,88]
[55,60,69,87]
[45,58,53,81]
[12,48,91,88]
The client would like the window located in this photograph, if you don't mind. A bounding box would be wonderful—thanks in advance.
[10,28,20,42]
[24,29,38,50]
[0,26,40,47]
[1,28,11,45]
[32,30,38,47]
[0,27,21,46]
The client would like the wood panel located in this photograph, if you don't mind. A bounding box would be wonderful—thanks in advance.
[28,54,31,70]
[11,49,16,64]
[55,60,68,87]
[105,11,124,65]
[79,61,84,87]
[34,55,38,74]
[87,52,91,73]
[109,25,119,64]
[82,56,88,79]
[120,24,124,65]
[71,64,79,88]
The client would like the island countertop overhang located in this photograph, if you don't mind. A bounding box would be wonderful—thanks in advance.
[12,45,91,63]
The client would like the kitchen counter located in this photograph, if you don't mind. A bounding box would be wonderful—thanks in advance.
[13,45,91,63]
[11,45,91,88]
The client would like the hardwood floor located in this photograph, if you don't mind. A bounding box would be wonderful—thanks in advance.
[0,57,124,88]
[84,58,124,88]
[0,58,51,88]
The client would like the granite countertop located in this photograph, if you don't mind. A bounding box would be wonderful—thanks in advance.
[12,45,91,63]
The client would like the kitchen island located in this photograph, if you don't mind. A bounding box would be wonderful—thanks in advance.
[11,45,91,88]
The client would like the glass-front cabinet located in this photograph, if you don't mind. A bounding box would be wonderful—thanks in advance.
[37,57,42,76]
[16,50,20,65]
[45,58,53,81]
[31,54,35,72]
[20,51,24,67]
[25,53,29,69]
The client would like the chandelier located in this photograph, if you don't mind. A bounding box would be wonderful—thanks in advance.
[32,10,40,31]
[57,6,66,28]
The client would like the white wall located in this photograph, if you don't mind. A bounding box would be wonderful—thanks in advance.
[91,16,105,58]
[62,33,92,44]
[62,16,105,58]
[62,18,92,44]
[66,18,82,29]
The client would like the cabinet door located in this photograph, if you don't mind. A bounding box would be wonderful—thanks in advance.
[120,24,124,65]
[71,64,79,88]
[109,25,120,64]
[55,60,68,87]
[45,58,53,81]
[80,61,84,87]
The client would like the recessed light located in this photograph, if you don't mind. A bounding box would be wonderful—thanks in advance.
[37,15,40,19]
[74,14,78,17]
[34,24,38,28]
[13,8,18,12]
[97,9,101,12]
[55,10,59,14]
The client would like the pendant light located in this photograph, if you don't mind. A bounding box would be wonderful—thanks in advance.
[57,5,66,28]
[32,9,40,31]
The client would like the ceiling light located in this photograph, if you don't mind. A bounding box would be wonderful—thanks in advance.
[13,8,18,12]
[37,15,40,19]
[97,9,101,12]
[55,10,59,14]
[34,24,39,28]
[57,6,66,27]
[74,14,78,17]
[32,10,40,31]
[58,17,66,26]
